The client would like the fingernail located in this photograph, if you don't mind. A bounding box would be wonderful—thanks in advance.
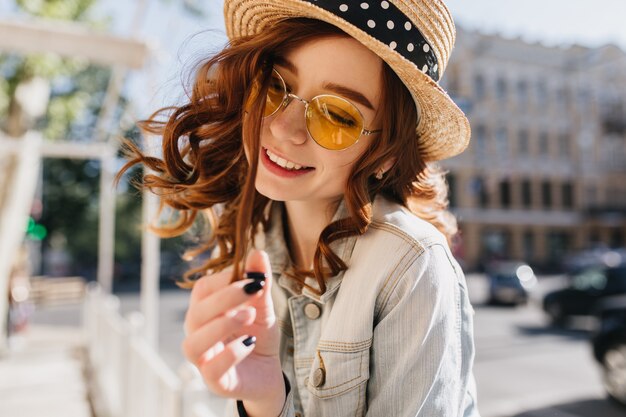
[243,280,265,294]
[242,336,256,347]
[244,271,267,281]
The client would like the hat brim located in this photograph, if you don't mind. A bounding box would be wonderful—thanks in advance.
[224,0,470,161]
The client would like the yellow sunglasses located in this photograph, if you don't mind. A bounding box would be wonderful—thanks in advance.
[249,68,381,150]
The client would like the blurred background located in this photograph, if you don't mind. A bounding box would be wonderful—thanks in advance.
[0,1,625,417]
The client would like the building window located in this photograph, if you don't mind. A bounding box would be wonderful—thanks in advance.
[586,186,597,208]
[562,182,574,209]
[517,79,528,103]
[473,124,488,160]
[608,187,621,206]
[542,181,552,209]
[556,88,568,111]
[611,229,625,248]
[473,177,489,208]
[496,127,508,158]
[481,229,510,262]
[519,130,529,154]
[474,74,486,100]
[558,133,570,157]
[523,230,534,262]
[445,66,460,96]
[539,132,549,155]
[601,100,626,135]
[496,77,507,100]
[578,89,591,113]
[521,180,532,208]
[536,79,548,104]
[499,180,511,209]
[547,231,570,266]
[447,173,457,208]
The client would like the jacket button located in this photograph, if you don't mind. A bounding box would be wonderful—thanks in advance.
[304,303,321,320]
[312,367,326,387]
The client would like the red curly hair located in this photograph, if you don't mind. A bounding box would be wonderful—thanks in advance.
[117,18,457,293]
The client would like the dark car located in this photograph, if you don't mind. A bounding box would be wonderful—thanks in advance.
[543,258,626,326]
[486,261,537,306]
[592,295,626,406]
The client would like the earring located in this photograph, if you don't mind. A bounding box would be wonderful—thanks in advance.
[375,169,384,180]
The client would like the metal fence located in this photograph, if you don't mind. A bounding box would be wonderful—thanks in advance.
[82,284,229,417]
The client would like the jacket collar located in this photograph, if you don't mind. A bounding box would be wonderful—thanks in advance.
[259,198,358,304]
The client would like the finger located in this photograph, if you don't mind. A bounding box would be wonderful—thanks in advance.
[190,251,269,307]
[198,334,257,393]
[186,278,265,333]
[182,306,256,364]
[244,250,275,322]
[244,249,272,282]
[189,269,233,306]
[244,249,273,300]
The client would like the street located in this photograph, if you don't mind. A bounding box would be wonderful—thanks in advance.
[30,274,626,417]
[466,274,624,417]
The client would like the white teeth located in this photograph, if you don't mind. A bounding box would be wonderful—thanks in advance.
[265,149,306,170]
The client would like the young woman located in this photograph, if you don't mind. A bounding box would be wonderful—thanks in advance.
[120,1,479,415]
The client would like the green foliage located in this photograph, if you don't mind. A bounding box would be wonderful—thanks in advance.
[40,158,101,274]
[16,0,97,20]
[39,157,149,281]
[0,0,111,140]
[6,0,196,285]
[4,0,146,281]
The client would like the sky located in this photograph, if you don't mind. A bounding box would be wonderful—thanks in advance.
[444,0,626,50]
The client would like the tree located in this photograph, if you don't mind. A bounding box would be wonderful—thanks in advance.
[0,0,147,284]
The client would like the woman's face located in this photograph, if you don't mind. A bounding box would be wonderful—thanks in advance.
[253,35,383,206]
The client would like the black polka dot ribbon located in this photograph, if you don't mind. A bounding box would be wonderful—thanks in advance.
[304,0,439,81]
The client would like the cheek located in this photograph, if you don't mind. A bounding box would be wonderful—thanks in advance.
[321,145,365,174]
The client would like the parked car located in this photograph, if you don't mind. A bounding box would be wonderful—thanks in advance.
[486,261,537,306]
[591,295,626,406]
[563,247,626,274]
[543,255,626,326]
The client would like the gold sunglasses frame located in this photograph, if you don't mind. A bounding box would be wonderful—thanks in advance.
[262,68,381,151]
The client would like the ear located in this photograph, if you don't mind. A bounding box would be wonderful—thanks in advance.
[378,157,397,175]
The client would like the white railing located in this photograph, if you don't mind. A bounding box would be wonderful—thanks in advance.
[82,284,229,417]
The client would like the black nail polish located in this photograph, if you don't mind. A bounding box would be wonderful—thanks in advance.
[243,280,265,294]
[244,271,267,281]
[242,336,256,347]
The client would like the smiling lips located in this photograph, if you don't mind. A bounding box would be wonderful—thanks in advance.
[261,147,315,177]
[265,148,310,170]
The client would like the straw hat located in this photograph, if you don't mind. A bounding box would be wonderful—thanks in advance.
[224,0,470,161]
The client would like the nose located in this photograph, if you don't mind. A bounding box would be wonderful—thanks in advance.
[267,96,308,146]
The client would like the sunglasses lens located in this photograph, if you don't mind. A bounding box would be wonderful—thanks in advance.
[264,71,286,117]
[246,71,285,116]
[306,96,364,150]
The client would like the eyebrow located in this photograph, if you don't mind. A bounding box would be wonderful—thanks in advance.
[274,57,376,111]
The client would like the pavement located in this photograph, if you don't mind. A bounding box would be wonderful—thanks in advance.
[0,324,93,417]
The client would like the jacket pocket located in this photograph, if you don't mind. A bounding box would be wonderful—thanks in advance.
[305,341,370,415]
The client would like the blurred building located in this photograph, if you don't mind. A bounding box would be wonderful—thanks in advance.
[441,28,626,271]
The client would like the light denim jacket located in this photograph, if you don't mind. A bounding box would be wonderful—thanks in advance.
[235,195,480,417]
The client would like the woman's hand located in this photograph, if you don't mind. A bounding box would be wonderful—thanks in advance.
[182,249,286,414]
